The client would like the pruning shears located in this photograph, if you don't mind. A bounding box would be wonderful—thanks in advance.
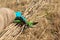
[13,11,38,27]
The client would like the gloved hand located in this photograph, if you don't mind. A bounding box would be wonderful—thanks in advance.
[14,11,38,27]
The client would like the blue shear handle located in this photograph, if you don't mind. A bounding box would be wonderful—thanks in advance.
[15,11,27,23]
[20,15,27,23]
[16,11,22,17]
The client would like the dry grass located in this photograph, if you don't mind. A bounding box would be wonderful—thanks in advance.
[0,0,60,40]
